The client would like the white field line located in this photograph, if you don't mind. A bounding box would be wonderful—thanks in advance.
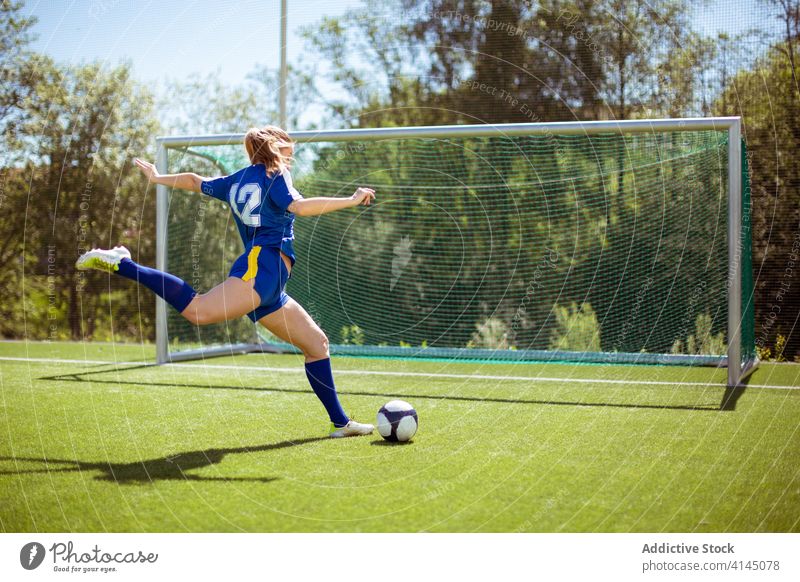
[0,356,797,391]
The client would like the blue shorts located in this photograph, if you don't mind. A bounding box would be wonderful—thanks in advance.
[229,245,290,322]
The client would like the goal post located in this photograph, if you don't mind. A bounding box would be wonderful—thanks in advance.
[154,117,757,387]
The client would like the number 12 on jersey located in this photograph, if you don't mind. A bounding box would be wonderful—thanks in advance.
[229,182,262,227]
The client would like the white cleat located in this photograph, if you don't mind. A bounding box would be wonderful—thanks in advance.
[329,419,375,438]
[75,246,131,273]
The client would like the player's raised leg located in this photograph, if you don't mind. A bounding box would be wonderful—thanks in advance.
[180,277,261,325]
[258,297,374,438]
[76,246,261,325]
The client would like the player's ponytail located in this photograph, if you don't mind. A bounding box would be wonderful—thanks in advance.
[244,126,293,175]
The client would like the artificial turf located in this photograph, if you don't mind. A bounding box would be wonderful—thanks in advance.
[1,341,798,532]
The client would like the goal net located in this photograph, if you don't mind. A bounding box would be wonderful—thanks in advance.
[155,118,756,387]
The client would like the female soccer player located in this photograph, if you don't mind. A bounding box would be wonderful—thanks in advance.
[76,125,376,438]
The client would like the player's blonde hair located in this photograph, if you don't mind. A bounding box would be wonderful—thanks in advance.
[244,125,293,175]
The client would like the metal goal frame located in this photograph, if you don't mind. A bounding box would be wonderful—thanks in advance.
[154,117,758,387]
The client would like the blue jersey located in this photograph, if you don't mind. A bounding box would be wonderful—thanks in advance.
[200,165,303,263]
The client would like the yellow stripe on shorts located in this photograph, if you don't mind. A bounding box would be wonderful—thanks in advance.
[242,246,262,282]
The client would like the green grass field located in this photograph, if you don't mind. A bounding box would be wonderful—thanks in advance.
[1,341,798,532]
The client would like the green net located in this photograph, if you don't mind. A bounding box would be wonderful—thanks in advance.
[165,147,258,351]
[163,129,752,365]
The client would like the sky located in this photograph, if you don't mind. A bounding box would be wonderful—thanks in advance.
[23,0,363,85]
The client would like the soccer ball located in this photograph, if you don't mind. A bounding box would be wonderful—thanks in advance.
[377,400,418,442]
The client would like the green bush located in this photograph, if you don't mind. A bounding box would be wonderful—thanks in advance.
[671,313,726,356]
[468,316,513,350]
[548,303,601,352]
[340,324,365,346]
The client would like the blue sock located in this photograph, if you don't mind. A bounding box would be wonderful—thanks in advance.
[304,358,349,428]
[116,258,196,313]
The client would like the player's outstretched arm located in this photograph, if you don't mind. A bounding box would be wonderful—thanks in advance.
[134,158,209,193]
[288,187,375,217]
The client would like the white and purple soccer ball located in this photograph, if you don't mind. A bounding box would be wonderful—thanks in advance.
[376,400,418,442]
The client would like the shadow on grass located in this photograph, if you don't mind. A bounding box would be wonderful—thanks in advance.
[0,436,327,484]
[370,440,415,447]
[40,365,722,413]
[720,374,753,411]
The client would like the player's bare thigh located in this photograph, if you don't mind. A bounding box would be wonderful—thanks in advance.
[181,251,291,326]
[181,277,260,325]
[257,297,328,363]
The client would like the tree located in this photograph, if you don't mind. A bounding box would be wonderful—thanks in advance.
[715,15,800,358]
[301,2,443,127]
[769,0,800,104]
[15,59,160,340]
[303,0,701,128]
[0,0,38,133]
[161,66,316,135]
